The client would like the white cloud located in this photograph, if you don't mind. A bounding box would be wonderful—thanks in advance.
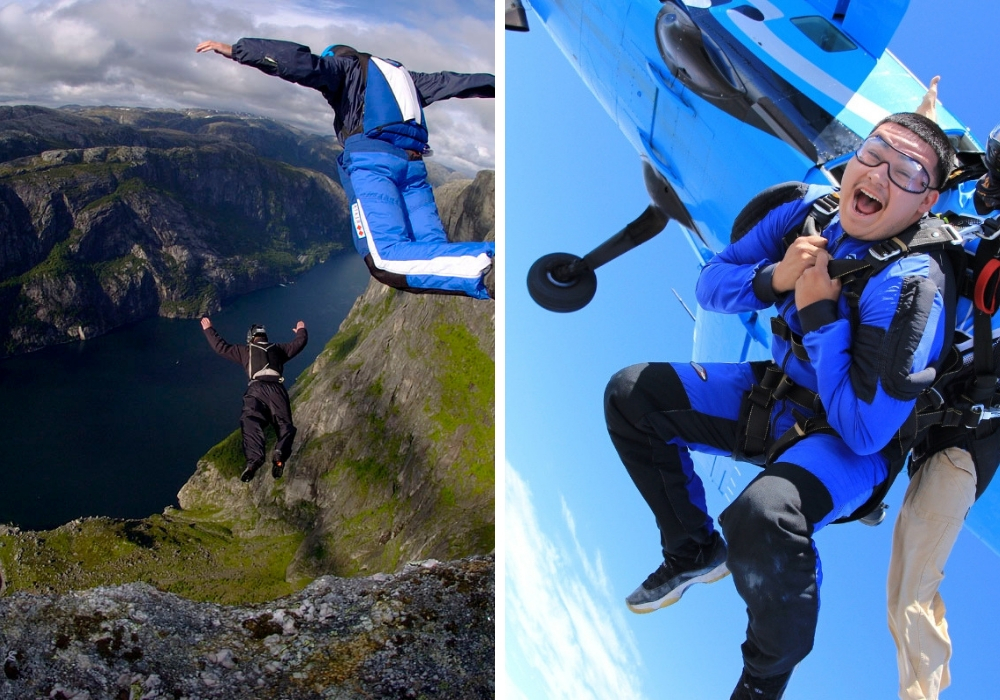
[0,0,494,173]
[505,463,647,700]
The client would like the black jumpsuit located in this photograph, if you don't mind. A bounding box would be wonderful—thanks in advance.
[203,326,308,469]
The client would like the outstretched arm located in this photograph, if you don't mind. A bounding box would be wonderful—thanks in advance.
[196,41,233,58]
[228,38,346,92]
[915,75,940,121]
[280,322,309,360]
[410,71,494,106]
[201,318,245,366]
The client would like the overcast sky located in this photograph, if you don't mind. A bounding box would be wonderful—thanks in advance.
[0,0,495,174]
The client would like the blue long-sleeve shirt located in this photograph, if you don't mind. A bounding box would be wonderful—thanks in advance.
[696,185,949,455]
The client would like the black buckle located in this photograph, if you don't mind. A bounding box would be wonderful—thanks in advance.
[811,194,839,223]
[870,237,907,262]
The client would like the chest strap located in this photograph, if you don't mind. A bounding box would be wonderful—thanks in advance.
[770,216,963,364]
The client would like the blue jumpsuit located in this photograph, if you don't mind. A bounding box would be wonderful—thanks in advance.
[231,39,495,299]
[605,185,952,677]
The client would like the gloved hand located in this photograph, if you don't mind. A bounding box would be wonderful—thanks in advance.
[976,123,1000,215]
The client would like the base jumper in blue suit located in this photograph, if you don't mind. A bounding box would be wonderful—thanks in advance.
[196,39,494,300]
[604,113,957,700]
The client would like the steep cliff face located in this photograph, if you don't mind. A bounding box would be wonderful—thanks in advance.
[179,171,495,579]
[0,106,359,357]
[0,169,494,696]
[0,171,494,606]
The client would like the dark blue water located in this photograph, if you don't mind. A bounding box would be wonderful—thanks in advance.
[0,254,371,531]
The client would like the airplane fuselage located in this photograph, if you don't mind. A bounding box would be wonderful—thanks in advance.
[516,0,1000,545]
[525,0,971,258]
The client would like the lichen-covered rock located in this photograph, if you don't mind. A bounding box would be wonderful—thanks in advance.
[0,556,494,699]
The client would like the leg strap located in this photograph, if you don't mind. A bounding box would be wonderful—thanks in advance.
[735,364,824,464]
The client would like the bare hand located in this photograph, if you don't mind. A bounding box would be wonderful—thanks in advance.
[916,76,940,121]
[772,232,829,294]
[795,249,841,309]
[200,317,212,330]
[196,41,233,58]
[293,321,306,332]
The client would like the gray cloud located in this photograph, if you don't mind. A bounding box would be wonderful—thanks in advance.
[0,0,494,173]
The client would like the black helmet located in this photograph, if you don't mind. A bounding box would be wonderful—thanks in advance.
[247,324,268,343]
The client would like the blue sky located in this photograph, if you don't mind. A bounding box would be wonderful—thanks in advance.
[504,1,1000,698]
[0,0,493,173]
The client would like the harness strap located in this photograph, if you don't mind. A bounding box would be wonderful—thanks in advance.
[765,414,838,466]
[738,364,824,462]
[770,317,811,362]
[774,215,962,366]
[781,192,840,251]
[740,383,774,459]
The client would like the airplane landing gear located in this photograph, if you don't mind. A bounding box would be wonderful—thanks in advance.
[527,253,597,312]
[526,159,696,312]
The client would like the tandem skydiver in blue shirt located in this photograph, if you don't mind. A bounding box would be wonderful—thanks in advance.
[196,38,495,300]
[604,112,957,700]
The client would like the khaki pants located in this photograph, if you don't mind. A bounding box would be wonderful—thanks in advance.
[887,447,977,700]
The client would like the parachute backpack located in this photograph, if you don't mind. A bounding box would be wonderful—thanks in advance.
[246,324,284,383]
[731,182,1000,521]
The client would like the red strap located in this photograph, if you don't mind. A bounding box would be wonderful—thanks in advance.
[974,258,1000,314]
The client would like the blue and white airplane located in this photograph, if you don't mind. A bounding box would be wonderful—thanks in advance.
[506,0,1000,551]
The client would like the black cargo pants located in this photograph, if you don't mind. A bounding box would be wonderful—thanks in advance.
[241,380,296,468]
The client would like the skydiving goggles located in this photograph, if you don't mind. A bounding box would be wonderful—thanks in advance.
[854,134,934,194]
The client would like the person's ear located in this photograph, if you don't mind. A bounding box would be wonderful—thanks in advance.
[918,188,940,215]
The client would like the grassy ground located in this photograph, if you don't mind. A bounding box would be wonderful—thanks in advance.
[0,511,306,605]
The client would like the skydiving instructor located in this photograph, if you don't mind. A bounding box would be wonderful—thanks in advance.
[201,317,308,482]
[196,38,495,300]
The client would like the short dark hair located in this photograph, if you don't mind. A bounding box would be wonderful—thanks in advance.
[872,112,956,190]
[321,44,359,59]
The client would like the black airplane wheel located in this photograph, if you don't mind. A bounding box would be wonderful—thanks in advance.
[526,252,597,312]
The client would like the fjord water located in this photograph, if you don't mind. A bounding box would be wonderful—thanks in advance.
[0,254,371,531]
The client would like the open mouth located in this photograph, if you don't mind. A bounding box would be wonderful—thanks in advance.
[852,187,883,216]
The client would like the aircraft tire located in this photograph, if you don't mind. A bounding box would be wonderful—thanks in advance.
[527,252,597,312]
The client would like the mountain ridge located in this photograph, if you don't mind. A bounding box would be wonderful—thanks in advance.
[0,105,464,357]
[0,173,495,697]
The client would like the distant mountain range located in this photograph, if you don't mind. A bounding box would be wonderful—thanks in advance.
[0,105,464,357]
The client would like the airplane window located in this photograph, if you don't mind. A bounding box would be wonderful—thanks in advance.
[655,3,744,98]
[791,16,857,53]
[731,5,764,21]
